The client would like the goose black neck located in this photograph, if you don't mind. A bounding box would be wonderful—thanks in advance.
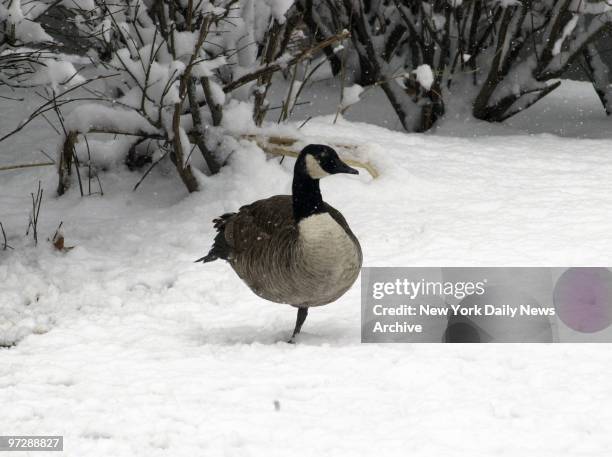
[292,168,324,222]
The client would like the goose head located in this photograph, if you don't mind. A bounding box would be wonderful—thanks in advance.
[296,144,359,180]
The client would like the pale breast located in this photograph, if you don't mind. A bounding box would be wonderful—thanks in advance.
[297,212,362,305]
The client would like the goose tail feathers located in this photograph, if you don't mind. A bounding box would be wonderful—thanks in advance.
[194,252,218,263]
[195,213,235,263]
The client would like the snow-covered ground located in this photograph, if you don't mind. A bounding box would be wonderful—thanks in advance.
[1,80,612,456]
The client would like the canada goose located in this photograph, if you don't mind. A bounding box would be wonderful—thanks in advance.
[197,144,362,341]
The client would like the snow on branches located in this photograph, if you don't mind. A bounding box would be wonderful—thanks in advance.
[55,0,301,194]
[52,1,351,195]
[297,0,612,131]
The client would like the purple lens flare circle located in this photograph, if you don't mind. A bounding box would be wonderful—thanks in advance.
[553,268,612,333]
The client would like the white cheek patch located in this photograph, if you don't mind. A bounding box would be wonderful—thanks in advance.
[305,154,330,179]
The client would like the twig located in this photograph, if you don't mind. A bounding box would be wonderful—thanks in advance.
[223,30,350,93]
[51,221,63,241]
[0,94,24,101]
[334,44,349,124]
[133,149,169,191]
[0,74,118,144]
[0,162,55,171]
[187,77,220,173]
[52,90,83,197]
[290,58,327,117]
[38,149,55,164]
[267,101,310,111]
[84,134,92,195]
[298,116,312,129]
[0,222,13,250]
[95,173,104,196]
[26,181,43,246]
[40,112,61,135]
[278,63,300,123]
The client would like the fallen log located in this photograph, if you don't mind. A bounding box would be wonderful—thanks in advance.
[242,134,379,179]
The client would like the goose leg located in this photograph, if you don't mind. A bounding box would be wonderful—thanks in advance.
[288,307,308,343]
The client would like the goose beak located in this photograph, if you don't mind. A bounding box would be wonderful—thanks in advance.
[333,160,359,175]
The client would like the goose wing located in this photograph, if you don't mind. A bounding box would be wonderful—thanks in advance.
[225,195,296,254]
[226,197,359,252]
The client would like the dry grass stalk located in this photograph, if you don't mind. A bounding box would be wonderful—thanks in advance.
[26,181,44,245]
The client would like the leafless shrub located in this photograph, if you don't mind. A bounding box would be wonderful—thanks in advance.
[297,0,612,131]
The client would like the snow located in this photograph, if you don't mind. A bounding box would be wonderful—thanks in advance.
[570,0,612,14]
[193,55,227,78]
[74,136,135,170]
[0,48,87,89]
[341,84,364,109]
[3,79,612,455]
[27,60,85,90]
[207,79,226,106]
[65,104,159,135]
[544,10,612,77]
[263,0,294,23]
[552,14,579,56]
[221,100,256,133]
[495,0,521,6]
[172,31,197,58]
[0,0,53,43]
[413,64,434,91]
[54,0,97,11]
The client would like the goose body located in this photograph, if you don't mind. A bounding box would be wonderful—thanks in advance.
[215,195,361,307]
[198,144,362,340]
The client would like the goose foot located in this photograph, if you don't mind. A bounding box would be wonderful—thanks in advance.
[287,307,308,343]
